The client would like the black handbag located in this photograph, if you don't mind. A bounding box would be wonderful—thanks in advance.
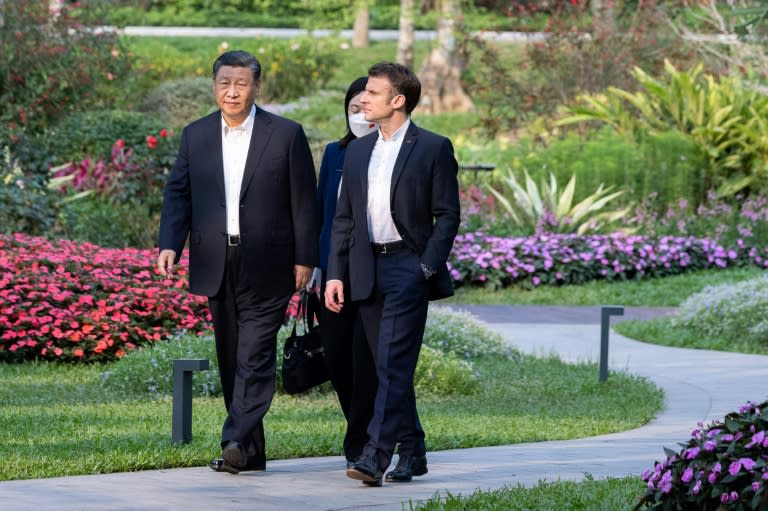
[281,290,329,394]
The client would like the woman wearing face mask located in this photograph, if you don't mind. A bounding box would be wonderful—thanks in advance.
[315,77,379,468]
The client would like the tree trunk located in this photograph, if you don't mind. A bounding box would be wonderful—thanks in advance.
[417,0,474,114]
[352,0,369,49]
[397,0,415,69]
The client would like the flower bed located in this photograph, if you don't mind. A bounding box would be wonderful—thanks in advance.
[636,400,768,510]
[450,232,768,289]
[0,233,211,363]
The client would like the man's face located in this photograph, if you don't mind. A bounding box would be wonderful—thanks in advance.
[213,65,259,126]
[361,75,403,123]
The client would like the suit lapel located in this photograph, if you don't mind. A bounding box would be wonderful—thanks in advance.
[204,112,226,202]
[355,132,378,208]
[239,106,273,200]
[390,122,418,203]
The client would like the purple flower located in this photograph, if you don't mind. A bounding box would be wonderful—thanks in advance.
[684,446,700,459]
[692,479,702,495]
[681,467,694,483]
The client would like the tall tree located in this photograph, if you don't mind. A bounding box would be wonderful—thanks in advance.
[352,0,369,48]
[396,0,415,69]
[417,0,473,114]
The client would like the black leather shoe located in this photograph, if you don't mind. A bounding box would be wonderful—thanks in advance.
[346,458,356,470]
[209,458,266,473]
[385,454,428,482]
[346,455,383,487]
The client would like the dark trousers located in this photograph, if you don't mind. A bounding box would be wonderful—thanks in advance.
[318,280,377,461]
[208,245,291,466]
[358,248,428,472]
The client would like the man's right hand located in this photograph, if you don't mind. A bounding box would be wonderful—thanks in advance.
[324,280,344,314]
[157,249,177,278]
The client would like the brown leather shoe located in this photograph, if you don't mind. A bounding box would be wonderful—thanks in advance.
[385,455,428,482]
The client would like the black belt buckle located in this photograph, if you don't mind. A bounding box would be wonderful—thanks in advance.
[227,234,240,246]
[372,241,404,254]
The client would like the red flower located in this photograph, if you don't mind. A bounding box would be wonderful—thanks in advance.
[114,138,125,149]
[146,135,158,149]
[159,129,168,138]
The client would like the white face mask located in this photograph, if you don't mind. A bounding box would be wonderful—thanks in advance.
[348,112,378,138]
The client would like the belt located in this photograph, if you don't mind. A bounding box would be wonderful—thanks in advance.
[226,234,241,246]
[371,240,406,254]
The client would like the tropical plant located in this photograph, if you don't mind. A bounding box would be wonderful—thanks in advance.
[559,60,768,202]
[485,169,631,235]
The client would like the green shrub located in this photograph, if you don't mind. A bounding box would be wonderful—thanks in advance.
[137,77,217,128]
[41,110,165,166]
[423,306,518,360]
[0,147,57,235]
[414,345,478,396]
[489,129,703,211]
[104,307,512,398]
[0,1,130,136]
[561,61,768,202]
[102,332,220,398]
[55,194,160,249]
[670,274,768,348]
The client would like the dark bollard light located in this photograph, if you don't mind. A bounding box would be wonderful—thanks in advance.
[172,359,210,444]
[599,306,624,382]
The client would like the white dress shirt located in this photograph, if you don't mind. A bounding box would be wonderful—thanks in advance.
[367,119,410,243]
[221,106,255,236]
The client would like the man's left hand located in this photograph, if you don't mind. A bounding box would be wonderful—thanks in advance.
[294,264,313,291]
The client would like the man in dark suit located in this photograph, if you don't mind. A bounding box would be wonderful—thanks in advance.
[324,62,460,487]
[157,50,318,475]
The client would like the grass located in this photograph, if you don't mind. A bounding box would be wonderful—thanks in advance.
[0,353,661,481]
[447,266,766,306]
[410,476,645,510]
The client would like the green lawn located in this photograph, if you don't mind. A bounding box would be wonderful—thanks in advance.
[0,353,661,481]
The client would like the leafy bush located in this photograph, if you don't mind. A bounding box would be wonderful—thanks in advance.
[636,399,768,510]
[0,1,130,137]
[424,305,517,360]
[670,274,768,349]
[256,37,340,103]
[414,345,478,396]
[101,331,220,398]
[55,195,161,249]
[137,77,217,128]
[454,128,704,217]
[125,36,340,105]
[39,110,166,168]
[561,61,768,201]
[0,147,57,235]
[521,1,696,119]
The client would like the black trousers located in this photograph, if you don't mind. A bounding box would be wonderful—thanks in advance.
[358,248,428,472]
[208,245,291,466]
[318,279,377,461]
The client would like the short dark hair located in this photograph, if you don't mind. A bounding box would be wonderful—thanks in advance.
[339,76,368,148]
[368,61,421,115]
[213,50,261,82]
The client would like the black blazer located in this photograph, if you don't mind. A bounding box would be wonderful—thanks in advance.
[327,121,460,301]
[158,107,319,297]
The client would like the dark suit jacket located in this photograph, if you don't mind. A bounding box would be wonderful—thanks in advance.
[159,107,319,297]
[327,121,460,301]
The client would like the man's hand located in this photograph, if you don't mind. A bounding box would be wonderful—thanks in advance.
[157,249,177,278]
[294,264,313,291]
[324,280,344,313]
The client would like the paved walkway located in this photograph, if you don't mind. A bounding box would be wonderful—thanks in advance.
[2,305,767,511]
